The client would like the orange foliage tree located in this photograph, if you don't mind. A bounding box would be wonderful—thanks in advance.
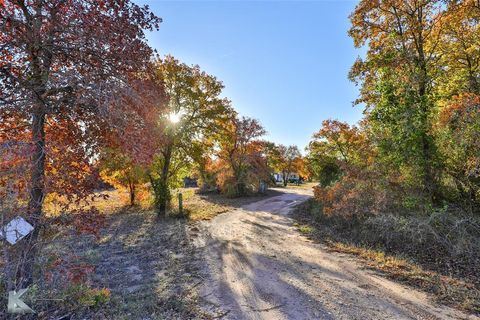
[309,120,403,219]
[216,116,268,196]
[0,0,161,289]
[274,145,301,186]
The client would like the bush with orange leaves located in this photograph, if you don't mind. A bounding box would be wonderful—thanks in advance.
[310,96,480,218]
[214,116,270,196]
[310,120,408,220]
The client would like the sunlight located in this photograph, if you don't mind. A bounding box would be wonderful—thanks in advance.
[168,112,181,124]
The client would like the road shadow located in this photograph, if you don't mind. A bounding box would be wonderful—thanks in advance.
[194,190,439,320]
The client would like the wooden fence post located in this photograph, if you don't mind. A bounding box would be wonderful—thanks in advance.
[178,192,183,214]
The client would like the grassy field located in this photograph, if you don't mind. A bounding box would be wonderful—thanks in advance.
[1,187,281,319]
[272,181,318,191]
[170,187,283,221]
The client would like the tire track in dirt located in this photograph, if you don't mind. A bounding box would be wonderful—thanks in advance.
[193,188,477,320]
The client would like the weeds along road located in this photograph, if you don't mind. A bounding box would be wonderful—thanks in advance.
[192,188,476,320]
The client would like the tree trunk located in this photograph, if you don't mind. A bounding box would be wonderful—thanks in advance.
[416,22,437,204]
[418,63,436,204]
[200,171,211,191]
[466,56,480,94]
[157,177,168,217]
[14,4,50,288]
[19,107,46,288]
[129,181,136,206]
[157,144,172,217]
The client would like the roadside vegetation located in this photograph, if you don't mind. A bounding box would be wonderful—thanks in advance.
[301,0,480,315]
[293,200,480,314]
[1,186,283,318]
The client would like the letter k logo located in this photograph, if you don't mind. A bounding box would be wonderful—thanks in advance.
[8,288,35,314]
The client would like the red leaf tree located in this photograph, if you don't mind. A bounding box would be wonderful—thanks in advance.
[0,0,161,289]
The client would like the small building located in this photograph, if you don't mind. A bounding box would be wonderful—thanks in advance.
[273,172,300,183]
[183,177,198,188]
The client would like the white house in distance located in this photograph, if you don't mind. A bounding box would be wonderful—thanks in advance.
[273,172,300,183]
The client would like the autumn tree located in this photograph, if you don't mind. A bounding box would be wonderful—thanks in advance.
[293,157,309,182]
[349,0,446,202]
[190,138,218,192]
[0,0,161,288]
[217,116,267,196]
[149,56,233,216]
[309,119,399,219]
[100,148,146,207]
[314,120,367,165]
[436,1,480,97]
[261,141,282,184]
[275,145,301,186]
[307,120,368,187]
[431,1,480,210]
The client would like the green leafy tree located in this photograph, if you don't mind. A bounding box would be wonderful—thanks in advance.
[306,141,341,187]
[437,94,480,211]
[150,56,233,216]
[349,0,446,202]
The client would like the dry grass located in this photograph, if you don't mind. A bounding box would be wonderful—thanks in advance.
[6,190,211,319]
[170,187,283,221]
[283,181,318,191]
[326,242,480,313]
[46,187,278,222]
[293,200,480,315]
[78,207,208,319]
[1,187,279,319]
[43,188,153,216]
[169,188,230,221]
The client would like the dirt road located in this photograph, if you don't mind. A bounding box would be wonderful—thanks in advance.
[192,188,477,320]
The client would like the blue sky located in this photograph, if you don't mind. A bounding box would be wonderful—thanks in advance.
[137,0,365,151]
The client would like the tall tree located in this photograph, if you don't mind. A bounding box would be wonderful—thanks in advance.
[436,1,480,97]
[349,0,445,201]
[217,116,266,196]
[150,56,233,216]
[0,0,161,288]
[276,145,301,187]
[433,1,480,209]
